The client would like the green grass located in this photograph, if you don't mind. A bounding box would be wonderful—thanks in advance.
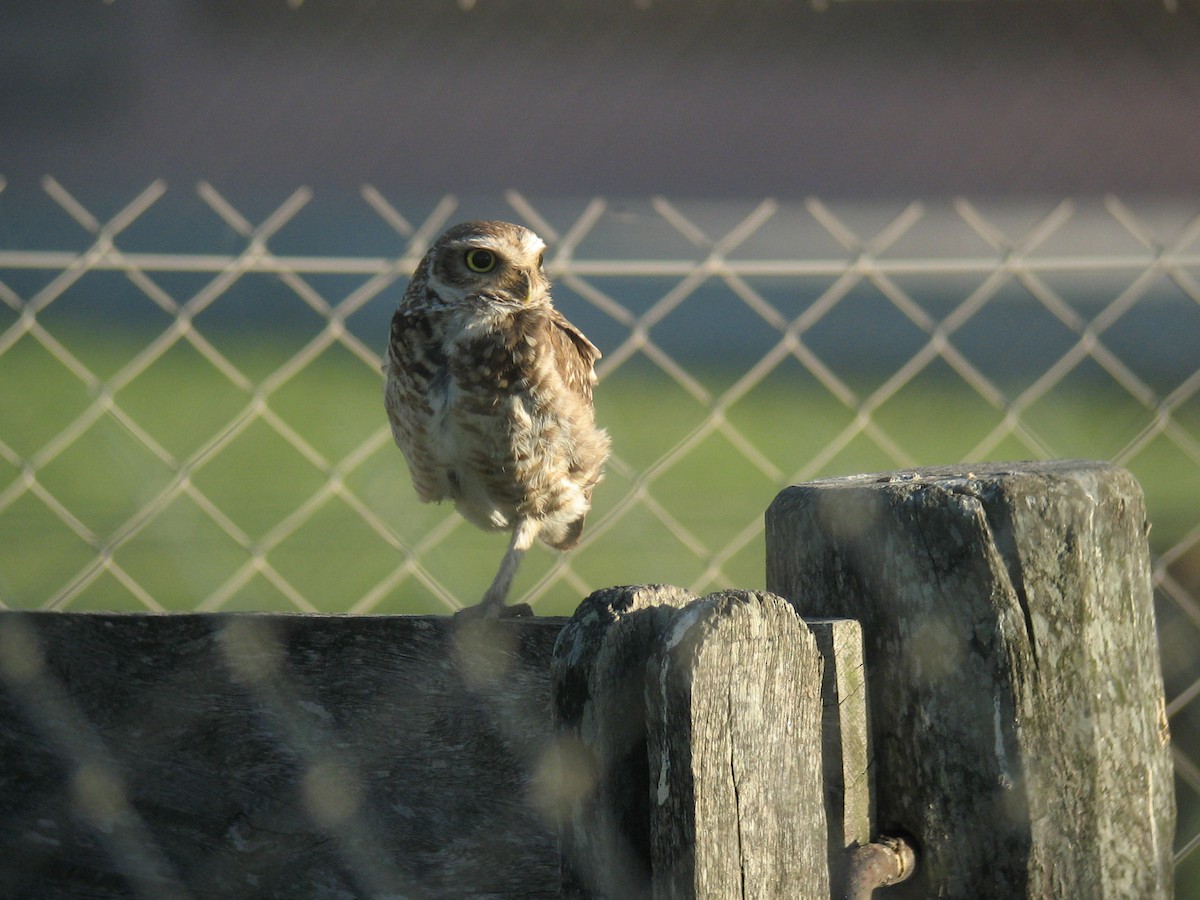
[1,326,1197,616]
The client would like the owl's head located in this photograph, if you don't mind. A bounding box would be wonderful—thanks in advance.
[422,221,550,309]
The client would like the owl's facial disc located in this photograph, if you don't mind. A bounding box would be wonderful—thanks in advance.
[425,222,550,308]
[469,241,547,305]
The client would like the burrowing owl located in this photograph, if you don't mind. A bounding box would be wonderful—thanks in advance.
[384,221,610,618]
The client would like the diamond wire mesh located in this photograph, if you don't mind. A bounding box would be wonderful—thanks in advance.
[1,177,1199,880]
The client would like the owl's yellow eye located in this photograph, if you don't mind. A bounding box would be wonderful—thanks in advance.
[465,249,497,273]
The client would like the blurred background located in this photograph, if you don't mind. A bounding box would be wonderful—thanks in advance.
[1,0,1198,892]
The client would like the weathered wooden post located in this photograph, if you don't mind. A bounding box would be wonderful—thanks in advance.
[550,585,864,898]
[646,590,829,899]
[549,584,703,897]
[766,460,1175,897]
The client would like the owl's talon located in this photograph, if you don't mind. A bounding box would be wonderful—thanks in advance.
[453,601,534,622]
[452,604,489,622]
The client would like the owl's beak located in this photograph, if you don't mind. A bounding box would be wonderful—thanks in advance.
[520,270,548,305]
[512,274,531,304]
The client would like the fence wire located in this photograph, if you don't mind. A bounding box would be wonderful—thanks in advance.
[0,178,1198,884]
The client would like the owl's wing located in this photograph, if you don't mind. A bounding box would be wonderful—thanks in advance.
[388,305,448,386]
[546,308,601,403]
[385,306,450,503]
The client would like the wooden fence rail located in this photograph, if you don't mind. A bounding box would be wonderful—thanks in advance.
[0,460,1174,897]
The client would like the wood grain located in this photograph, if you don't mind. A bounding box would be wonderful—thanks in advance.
[766,460,1175,898]
[646,590,830,900]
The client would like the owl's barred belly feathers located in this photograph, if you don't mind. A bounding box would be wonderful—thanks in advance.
[408,329,606,549]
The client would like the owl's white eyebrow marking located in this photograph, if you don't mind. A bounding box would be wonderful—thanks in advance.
[519,232,546,258]
[463,231,544,263]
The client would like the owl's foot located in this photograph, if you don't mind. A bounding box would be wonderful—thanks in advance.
[453,601,534,621]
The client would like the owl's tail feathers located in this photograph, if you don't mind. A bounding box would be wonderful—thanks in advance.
[475,516,541,615]
[545,512,586,551]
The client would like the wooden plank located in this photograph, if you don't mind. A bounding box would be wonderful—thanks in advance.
[646,590,830,899]
[766,460,1175,897]
[0,612,566,898]
[549,584,699,898]
[807,617,872,893]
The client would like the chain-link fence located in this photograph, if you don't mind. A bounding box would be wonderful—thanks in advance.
[1,179,1198,887]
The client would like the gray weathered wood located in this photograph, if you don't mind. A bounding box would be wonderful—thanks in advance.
[0,611,566,898]
[807,617,872,892]
[765,460,1176,897]
[549,584,699,897]
[646,590,830,899]
[550,585,864,898]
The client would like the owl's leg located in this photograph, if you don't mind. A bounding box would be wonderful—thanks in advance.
[458,516,539,619]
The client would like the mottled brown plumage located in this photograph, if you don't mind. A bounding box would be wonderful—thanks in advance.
[384,221,610,617]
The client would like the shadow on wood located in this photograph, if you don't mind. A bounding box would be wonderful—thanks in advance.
[0,590,865,899]
[0,613,567,898]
